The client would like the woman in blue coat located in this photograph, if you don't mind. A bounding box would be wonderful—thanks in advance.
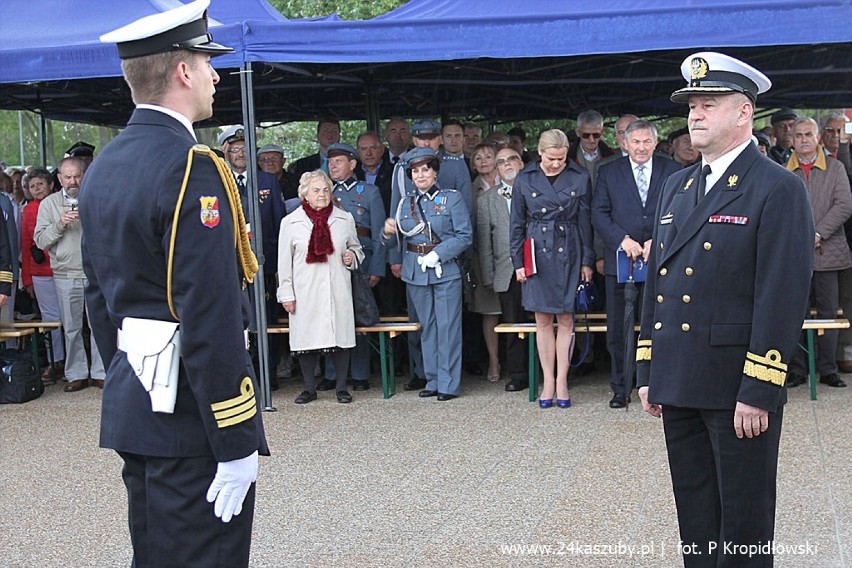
[383,148,473,400]
[510,130,594,408]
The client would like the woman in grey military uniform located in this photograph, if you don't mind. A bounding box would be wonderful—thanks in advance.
[510,129,594,408]
[383,148,473,400]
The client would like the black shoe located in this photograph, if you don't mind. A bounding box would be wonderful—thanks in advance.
[437,393,457,401]
[786,373,807,388]
[316,379,335,391]
[419,389,438,398]
[505,379,528,392]
[609,395,628,409]
[336,390,353,403]
[294,391,317,404]
[464,363,484,376]
[352,380,370,391]
[820,373,847,388]
[404,378,427,391]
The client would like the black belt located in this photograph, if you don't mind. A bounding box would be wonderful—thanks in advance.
[407,243,435,254]
[356,226,371,237]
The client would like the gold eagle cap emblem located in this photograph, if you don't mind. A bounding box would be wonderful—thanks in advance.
[727,174,739,187]
[683,178,694,191]
[690,57,709,81]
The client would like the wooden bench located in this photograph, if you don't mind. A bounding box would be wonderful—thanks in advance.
[495,318,850,403]
[802,319,850,401]
[267,321,421,398]
[494,319,637,402]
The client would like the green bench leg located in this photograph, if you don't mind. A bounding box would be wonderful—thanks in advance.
[807,329,817,401]
[379,331,395,399]
[528,333,539,402]
[30,331,41,378]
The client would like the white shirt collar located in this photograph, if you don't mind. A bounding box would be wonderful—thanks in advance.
[136,104,197,141]
[701,138,752,193]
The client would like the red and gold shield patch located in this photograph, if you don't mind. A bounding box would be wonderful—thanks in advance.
[200,196,220,228]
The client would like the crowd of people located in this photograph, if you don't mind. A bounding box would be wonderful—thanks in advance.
[5,107,851,406]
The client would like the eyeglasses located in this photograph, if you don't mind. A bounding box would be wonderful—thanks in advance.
[228,147,247,155]
[581,132,602,140]
[823,127,841,135]
[496,156,522,166]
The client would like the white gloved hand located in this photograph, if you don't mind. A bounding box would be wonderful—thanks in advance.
[422,251,440,268]
[434,262,442,278]
[416,254,428,272]
[206,450,258,523]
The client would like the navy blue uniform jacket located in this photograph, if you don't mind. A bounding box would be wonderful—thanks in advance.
[80,108,268,461]
[636,143,814,412]
[592,156,681,276]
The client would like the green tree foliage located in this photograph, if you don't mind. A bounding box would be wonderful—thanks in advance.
[268,0,405,19]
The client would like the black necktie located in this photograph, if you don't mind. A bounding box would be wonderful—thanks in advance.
[392,156,399,165]
[696,164,711,204]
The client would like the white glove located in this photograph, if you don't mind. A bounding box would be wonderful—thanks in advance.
[434,262,442,278]
[206,450,258,523]
[422,251,440,268]
[417,254,428,273]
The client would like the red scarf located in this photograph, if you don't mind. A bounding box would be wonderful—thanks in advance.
[302,200,335,263]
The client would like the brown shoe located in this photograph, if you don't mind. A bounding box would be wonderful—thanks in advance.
[837,361,852,374]
[90,379,104,389]
[64,379,89,392]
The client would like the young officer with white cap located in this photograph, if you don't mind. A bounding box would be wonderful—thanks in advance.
[636,52,814,566]
[79,1,267,566]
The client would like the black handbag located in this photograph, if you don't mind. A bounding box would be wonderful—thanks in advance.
[351,266,380,327]
[0,356,43,404]
[459,255,477,297]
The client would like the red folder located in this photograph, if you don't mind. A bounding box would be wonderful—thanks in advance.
[523,237,537,276]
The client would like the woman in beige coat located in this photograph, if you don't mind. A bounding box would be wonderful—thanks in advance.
[278,170,364,404]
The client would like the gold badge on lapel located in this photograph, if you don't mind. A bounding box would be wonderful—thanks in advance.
[683,178,694,191]
[727,174,738,188]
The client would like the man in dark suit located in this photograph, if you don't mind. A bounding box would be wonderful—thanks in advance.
[220,126,287,390]
[637,52,813,567]
[356,131,394,216]
[593,120,680,408]
[288,118,340,181]
[80,2,268,565]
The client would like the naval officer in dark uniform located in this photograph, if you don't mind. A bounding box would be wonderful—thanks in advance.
[80,2,268,566]
[636,52,813,567]
[384,147,473,400]
[328,142,385,391]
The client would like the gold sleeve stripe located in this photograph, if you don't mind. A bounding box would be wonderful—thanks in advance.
[211,377,255,412]
[636,339,652,362]
[212,377,257,428]
[0,271,12,283]
[636,347,652,361]
[743,349,787,387]
[216,404,257,428]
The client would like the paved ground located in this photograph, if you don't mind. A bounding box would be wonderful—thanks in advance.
[1,368,850,567]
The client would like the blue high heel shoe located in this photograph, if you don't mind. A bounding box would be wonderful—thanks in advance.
[556,398,572,408]
[538,397,555,409]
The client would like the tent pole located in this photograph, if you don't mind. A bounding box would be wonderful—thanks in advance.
[39,113,47,167]
[366,85,379,134]
[239,61,276,413]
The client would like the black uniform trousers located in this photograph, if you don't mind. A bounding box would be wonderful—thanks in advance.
[498,277,528,381]
[119,451,256,568]
[662,405,782,568]
[604,275,644,397]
